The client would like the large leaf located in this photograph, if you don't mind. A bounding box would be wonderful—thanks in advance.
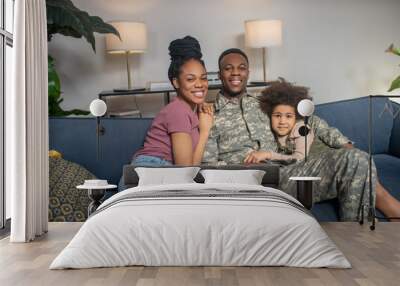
[46,0,119,51]
[386,44,400,56]
[46,0,114,116]
[388,75,400,92]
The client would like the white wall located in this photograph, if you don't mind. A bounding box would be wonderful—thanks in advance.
[48,0,400,116]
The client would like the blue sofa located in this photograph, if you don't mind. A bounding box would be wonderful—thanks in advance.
[49,96,400,221]
[312,96,400,220]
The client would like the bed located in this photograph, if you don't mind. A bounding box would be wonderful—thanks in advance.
[50,166,350,269]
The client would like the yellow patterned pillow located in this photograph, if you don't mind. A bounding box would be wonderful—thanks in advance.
[49,150,62,159]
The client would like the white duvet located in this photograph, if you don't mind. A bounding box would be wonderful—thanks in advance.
[50,183,351,269]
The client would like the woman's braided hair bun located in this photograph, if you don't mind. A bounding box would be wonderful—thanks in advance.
[168,36,204,84]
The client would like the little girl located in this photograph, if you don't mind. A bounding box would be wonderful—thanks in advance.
[244,79,314,163]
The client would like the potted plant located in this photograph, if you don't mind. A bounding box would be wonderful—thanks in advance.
[46,0,119,116]
[386,44,400,92]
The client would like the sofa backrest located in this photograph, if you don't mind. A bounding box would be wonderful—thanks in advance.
[315,97,394,154]
[50,117,153,184]
[389,101,400,157]
[50,97,396,184]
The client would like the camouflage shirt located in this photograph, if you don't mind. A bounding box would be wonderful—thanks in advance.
[202,91,350,164]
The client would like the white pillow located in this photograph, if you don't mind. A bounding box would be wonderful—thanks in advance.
[135,167,201,186]
[200,169,266,185]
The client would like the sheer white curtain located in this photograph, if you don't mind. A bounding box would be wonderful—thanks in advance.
[7,0,48,242]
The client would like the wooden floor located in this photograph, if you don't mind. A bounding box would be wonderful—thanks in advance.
[0,222,399,286]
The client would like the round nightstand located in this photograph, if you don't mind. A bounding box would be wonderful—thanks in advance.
[289,177,321,210]
[76,184,117,216]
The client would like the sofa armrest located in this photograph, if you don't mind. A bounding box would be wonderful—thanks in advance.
[389,101,400,158]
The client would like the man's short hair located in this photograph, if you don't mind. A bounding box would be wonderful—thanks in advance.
[218,48,249,70]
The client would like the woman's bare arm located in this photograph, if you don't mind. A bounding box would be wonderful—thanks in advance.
[171,130,211,165]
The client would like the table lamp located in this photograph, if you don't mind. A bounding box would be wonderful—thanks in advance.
[297,99,315,162]
[245,19,282,83]
[105,21,147,91]
[90,99,107,159]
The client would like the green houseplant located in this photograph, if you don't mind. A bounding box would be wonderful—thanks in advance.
[46,0,119,116]
[386,44,400,92]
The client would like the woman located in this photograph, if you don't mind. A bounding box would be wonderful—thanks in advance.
[133,36,213,166]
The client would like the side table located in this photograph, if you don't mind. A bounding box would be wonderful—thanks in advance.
[76,184,117,216]
[289,177,321,210]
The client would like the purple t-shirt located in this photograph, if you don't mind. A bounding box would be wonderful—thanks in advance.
[134,97,200,162]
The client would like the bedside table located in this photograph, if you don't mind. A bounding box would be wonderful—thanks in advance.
[76,184,117,216]
[289,177,321,210]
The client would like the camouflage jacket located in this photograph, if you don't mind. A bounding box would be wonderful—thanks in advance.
[202,92,350,164]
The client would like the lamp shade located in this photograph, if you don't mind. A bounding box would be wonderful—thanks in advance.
[297,99,315,117]
[106,21,147,54]
[90,99,107,117]
[245,20,282,48]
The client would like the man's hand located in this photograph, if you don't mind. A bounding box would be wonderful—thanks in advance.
[244,151,272,164]
[343,143,353,149]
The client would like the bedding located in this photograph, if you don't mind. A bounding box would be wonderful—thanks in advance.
[50,183,350,269]
[135,167,200,186]
[200,169,266,185]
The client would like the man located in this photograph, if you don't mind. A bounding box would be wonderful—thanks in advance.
[203,48,350,165]
[202,48,400,221]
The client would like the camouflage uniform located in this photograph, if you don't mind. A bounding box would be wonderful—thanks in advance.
[203,92,376,221]
[202,92,277,164]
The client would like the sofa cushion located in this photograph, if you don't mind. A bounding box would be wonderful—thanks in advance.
[315,97,393,154]
[49,157,96,222]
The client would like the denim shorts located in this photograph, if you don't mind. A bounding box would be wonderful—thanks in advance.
[132,155,172,167]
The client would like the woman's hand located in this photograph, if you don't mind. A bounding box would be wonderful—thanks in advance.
[244,151,271,164]
[198,107,214,135]
[199,102,214,115]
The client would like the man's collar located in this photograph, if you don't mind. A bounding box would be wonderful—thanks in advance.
[215,90,249,111]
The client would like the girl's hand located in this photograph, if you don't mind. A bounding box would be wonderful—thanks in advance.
[343,143,353,149]
[244,151,271,164]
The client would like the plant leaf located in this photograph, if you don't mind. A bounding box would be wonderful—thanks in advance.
[385,43,400,56]
[46,0,120,51]
[48,54,90,116]
[48,55,61,101]
[90,16,120,38]
[388,75,400,92]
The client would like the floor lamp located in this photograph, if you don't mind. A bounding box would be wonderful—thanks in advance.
[105,21,147,91]
[289,99,320,210]
[89,99,107,160]
[245,19,282,83]
[297,99,315,162]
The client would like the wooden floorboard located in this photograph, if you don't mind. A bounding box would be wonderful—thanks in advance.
[0,222,399,286]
